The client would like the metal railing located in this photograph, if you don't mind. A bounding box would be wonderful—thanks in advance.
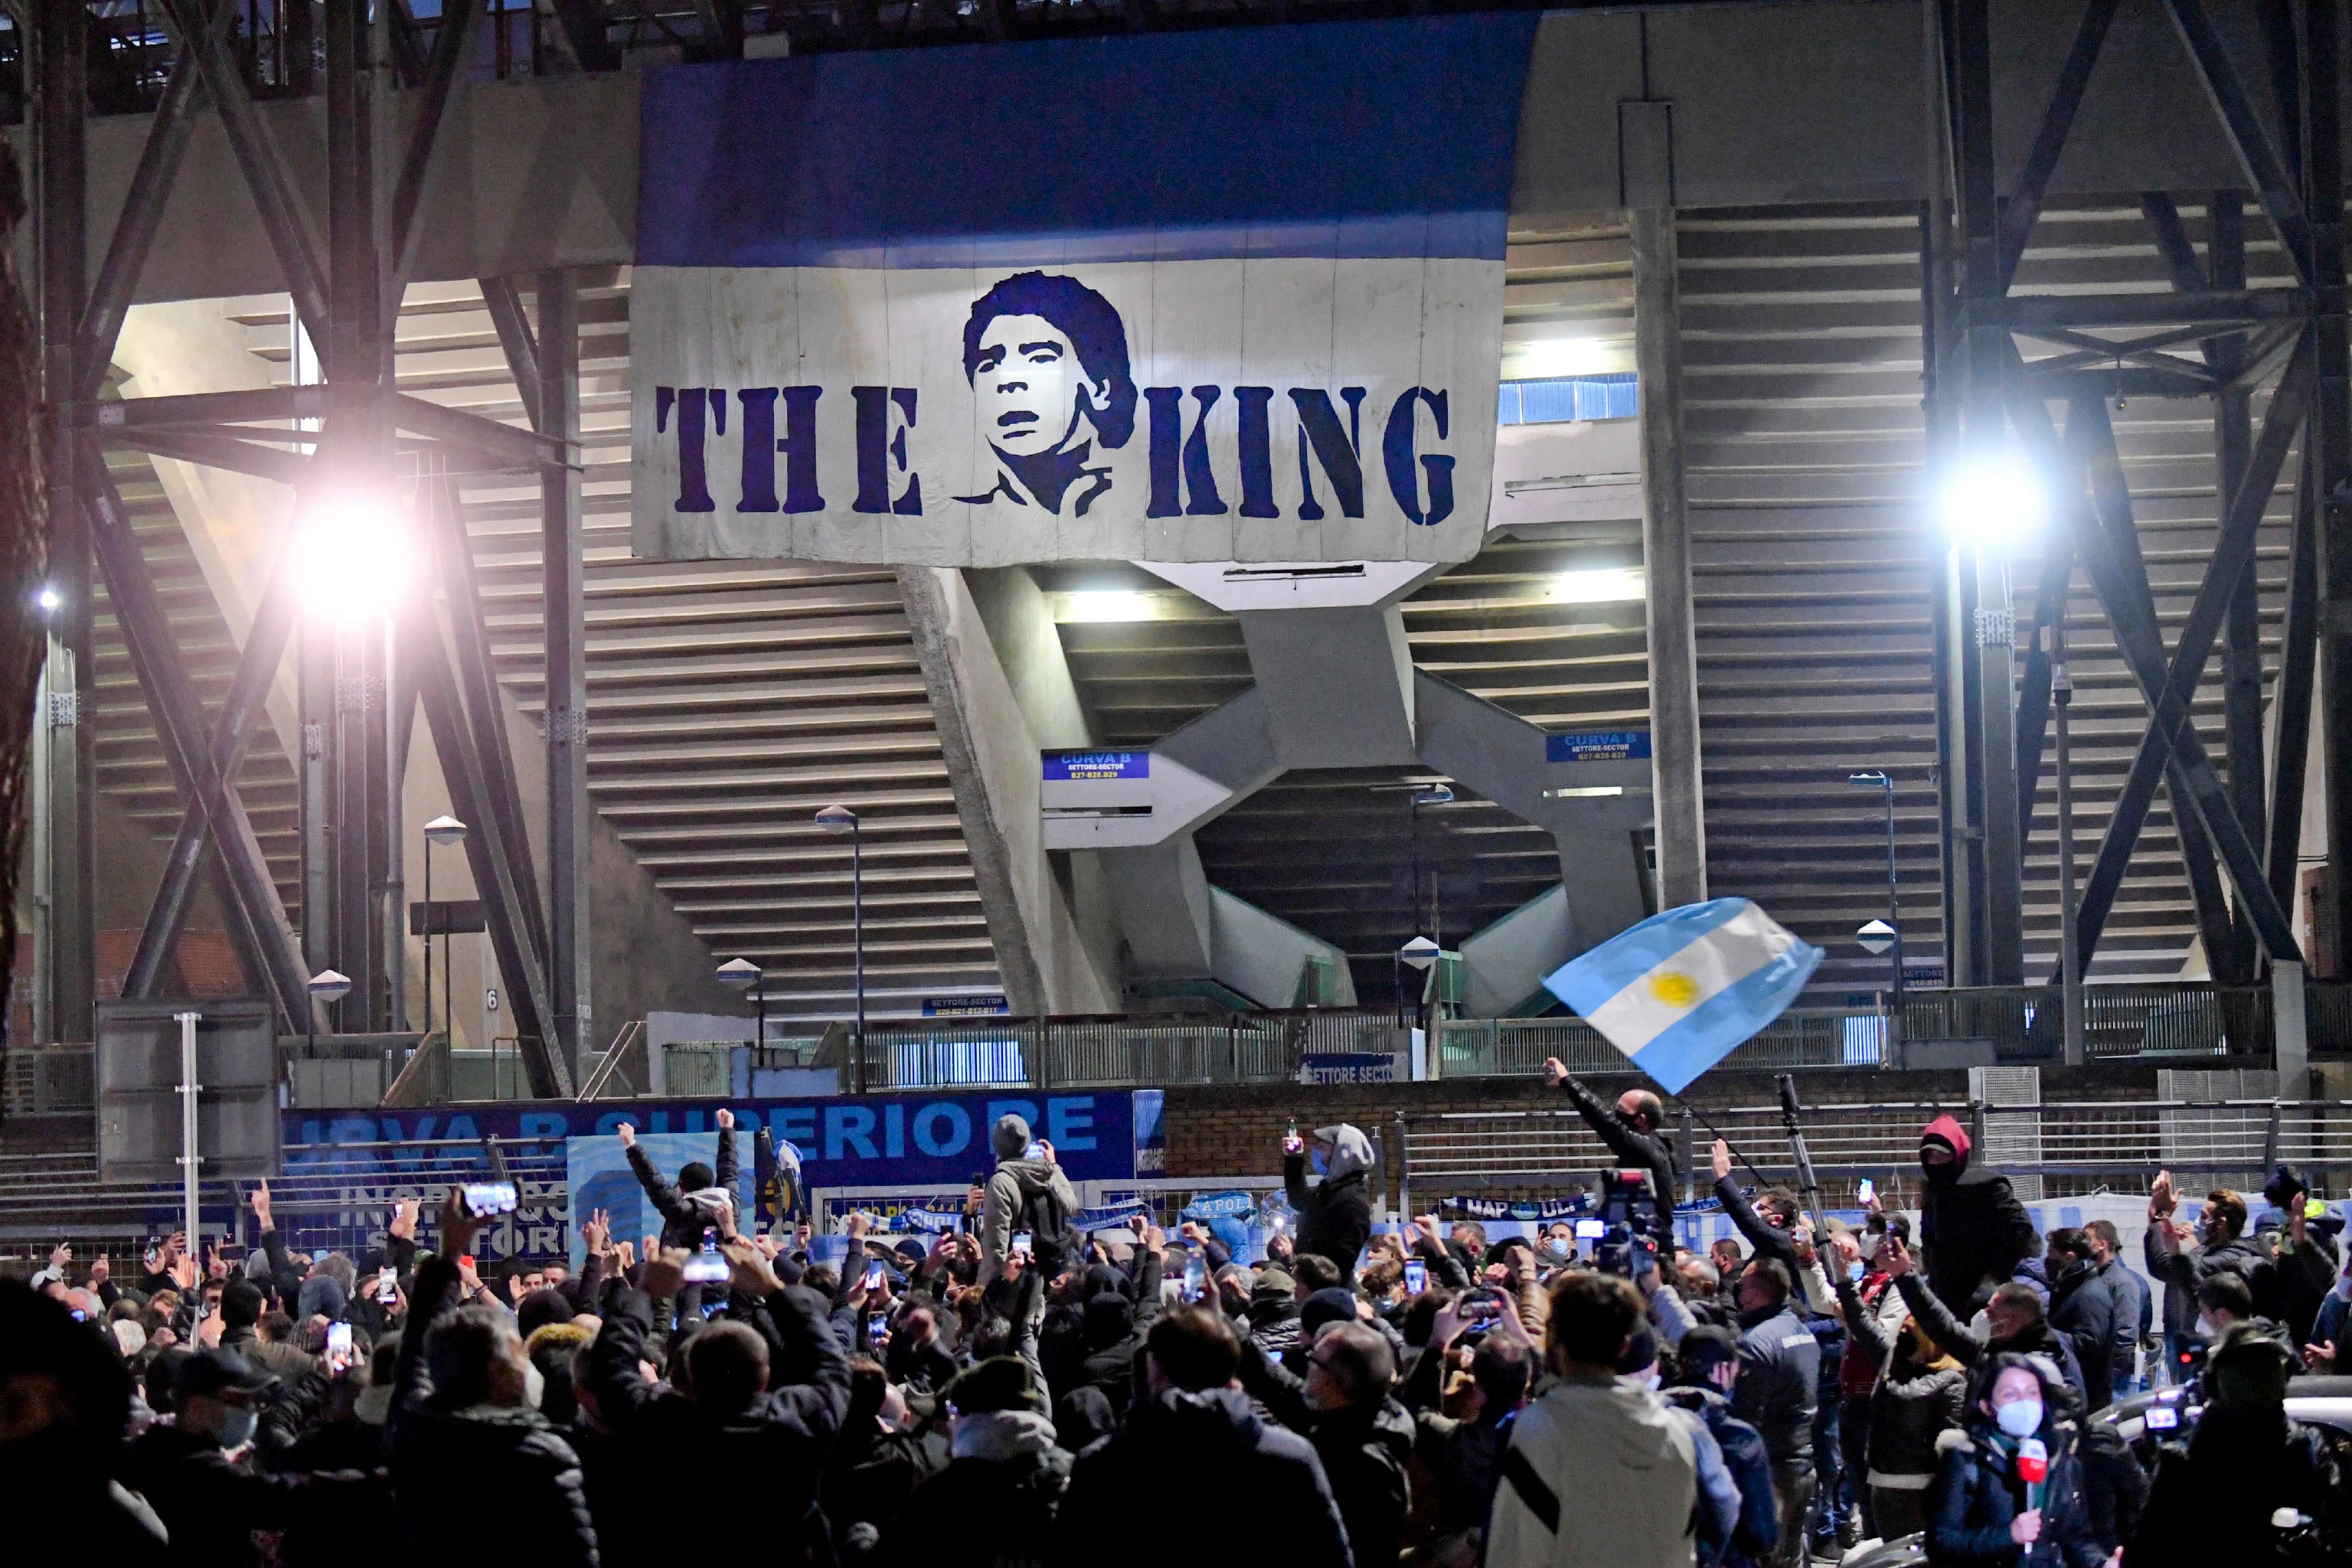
[1398,1096,2352,1201]
[1894,983,2275,1058]
[838,1010,1414,1093]
[1,1045,95,1116]
[1432,1008,1877,1080]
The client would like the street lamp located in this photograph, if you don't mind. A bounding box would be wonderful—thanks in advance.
[1410,785,1455,952]
[717,956,765,1049]
[816,805,864,1045]
[421,816,466,1043]
[1397,934,1442,1032]
[1938,452,2047,553]
[1849,772,1902,1029]
[306,969,352,1057]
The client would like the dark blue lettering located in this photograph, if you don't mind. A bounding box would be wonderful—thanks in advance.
[737,388,779,511]
[779,387,825,513]
[1235,387,1277,518]
[1291,387,1367,520]
[852,386,923,515]
[1383,387,1455,527]
[1143,386,1227,517]
[655,387,718,512]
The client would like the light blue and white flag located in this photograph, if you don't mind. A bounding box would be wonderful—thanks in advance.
[1541,899,1821,1094]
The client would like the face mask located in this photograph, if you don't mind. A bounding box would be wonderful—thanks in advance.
[1310,1149,1328,1176]
[1994,1398,2043,1439]
[1847,1261,1866,1282]
[1619,1371,1662,1393]
[522,1361,547,1410]
[212,1405,259,1450]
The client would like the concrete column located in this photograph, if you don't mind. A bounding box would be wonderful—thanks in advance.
[1632,207,1707,907]
[898,566,1122,1015]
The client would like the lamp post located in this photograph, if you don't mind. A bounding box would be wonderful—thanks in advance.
[421,817,466,1041]
[1410,785,1454,952]
[1849,771,1901,1035]
[717,956,764,1049]
[816,805,863,1048]
[305,969,352,1058]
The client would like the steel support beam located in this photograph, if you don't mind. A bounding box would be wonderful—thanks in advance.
[2210,194,2266,974]
[1994,0,2118,291]
[2269,443,2319,919]
[102,429,313,486]
[124,541,302,1001]
[2007,289,2309,333]
[479,277,542,430]
[2062,344,2313,968]
[1632,207,1706,907]
[538,272,593,1071]
[413,596,570,1098]
[37,0,96,1046]
[2305,0,2352,979]
[383,0,484,338]
[2011,505,2074,860]
[2161,0,2314,283]
[85,459,312,1031]
[2046,394,2242,979]
[74,32,207,401]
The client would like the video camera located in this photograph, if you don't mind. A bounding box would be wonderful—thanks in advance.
[1590,1168,1671,1278]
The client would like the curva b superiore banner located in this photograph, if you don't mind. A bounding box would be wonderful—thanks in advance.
[629,17,1538,567]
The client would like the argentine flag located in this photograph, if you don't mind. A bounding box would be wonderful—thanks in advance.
[1542,899,1822,1094]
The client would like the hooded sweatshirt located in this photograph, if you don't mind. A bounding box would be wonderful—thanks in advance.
[1286,1124,1376,1282]
[982,1114,1083,1286]
[1918,1114,2037,1318]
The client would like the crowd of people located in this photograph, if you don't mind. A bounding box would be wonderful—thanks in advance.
[5,1075,2351,1567]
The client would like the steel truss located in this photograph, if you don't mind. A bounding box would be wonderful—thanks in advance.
[28,0,580,1097]
[1923,0,2350,996]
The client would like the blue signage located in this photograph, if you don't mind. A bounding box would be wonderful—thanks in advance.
[1300,1051,1400,1085]
[283,1089,1143,1191]
[1547,729,1653,764]
[1044,750,1149,782]
[922,994,1011,1018]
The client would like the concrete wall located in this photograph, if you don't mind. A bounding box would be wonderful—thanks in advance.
[899,565,1122,1015]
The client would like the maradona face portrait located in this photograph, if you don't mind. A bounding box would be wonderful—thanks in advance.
[954,271,1137,518]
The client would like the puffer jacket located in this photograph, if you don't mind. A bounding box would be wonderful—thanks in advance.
[1487,1376,1698,1568]
[1925,1413,2103,1568]
[1869,1360,1970,1488]
[1287,1124,1376,1282]
[386,1256,598,1568]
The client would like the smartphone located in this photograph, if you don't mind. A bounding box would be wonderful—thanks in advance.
[1011,1230,1033,1256]
[1282,1118,1305,1156]
[1023,1140,1046,1161]
[2144,1405,2179,1431]
[867,1315,889,1348]
[1857,1177,1877,1207]
[681,1227,729,1284]
[1459,1295,1501,1325]
[326,1321,354,1372]
[460,1181,518,1218]
[1402,1258,1428,1295]
[862,1263,885,1292]
[376,1266,397,1304]
[1184,1253,1208,1299]
[1574,1218,1606,1240]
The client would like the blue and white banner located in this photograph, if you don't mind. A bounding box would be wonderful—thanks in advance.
[1542,900,1824,1095]
[631,18,1535,567]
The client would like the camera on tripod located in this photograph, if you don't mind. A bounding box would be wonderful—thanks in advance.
[1590,1168,1671,1276]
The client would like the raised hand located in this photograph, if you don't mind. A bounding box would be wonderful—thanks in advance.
[721,1240,779,1298]
[716,1108,734,1131]
[583,1208,612,1255]
[390,1197,420,1241]
[642,1246,688,1300]
[616,1122,636,1150]
[250,1180,273,1230]
[1711,1139,1733,1183]
[1541,1057,1567,1088]
[438,1187,483,1263]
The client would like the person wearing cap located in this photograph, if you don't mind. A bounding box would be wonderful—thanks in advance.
[121,1345,376,1568]
[1916,1116,2037,1320]
[1240,1314,1414,1568]
[981,1112,1083,1289]
[2259,1165,2341,1348]
[1925,1353,2103,1568]
[1664,1324,1780,1568]
[889,1357,1069,1568]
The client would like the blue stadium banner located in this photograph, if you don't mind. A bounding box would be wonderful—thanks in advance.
[1042,750,1149,782]
[283,1089,1145,1191]
[630,16,1538,567]
[1546,730,1653,763]
[921,993,1011,1017]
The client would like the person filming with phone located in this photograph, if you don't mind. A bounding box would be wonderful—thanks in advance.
[980,1112,1083,1288]
[1284,1121,1376,1285]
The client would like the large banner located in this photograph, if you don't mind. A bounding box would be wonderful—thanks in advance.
[630,18,1537,567]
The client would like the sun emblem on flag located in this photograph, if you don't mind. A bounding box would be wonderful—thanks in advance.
[1647,970,1701,1008]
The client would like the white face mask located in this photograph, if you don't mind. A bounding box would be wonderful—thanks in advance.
[1619,1370,1662,1393]
[1994,1398,2043,1439]
[522,1361,546,1411]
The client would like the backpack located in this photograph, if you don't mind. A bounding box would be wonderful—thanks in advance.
[1020,1177,1085,1276]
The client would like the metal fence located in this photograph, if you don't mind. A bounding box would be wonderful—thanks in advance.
[853,1010,1411,1092]
[1397,1096,2352,1208]
[1894,983,2273,1058]
[1432,1008,1874,1080]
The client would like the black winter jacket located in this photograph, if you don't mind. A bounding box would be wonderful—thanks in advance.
[2126,1404,2345,1568]
[1241,1338,1413,1568]
[1051,1387,1351,1568]
[585,1278,851,1563]
[387,1256,598,1568]
[1558,1073,1680,1206]
[1918,1125,2037,1318]
[1286,1155,1374,1283]
[626,1126,738,1251]
[120,1423,372,1568]
[2044,1263,2121,1413]
[1926,1419,2105,1568]
[1893,1274,2087,1415]
[1664,1384,1779,1568]
[1731,1303,1821,1469]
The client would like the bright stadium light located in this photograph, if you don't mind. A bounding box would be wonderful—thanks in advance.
[1939,452,2046,551]
[290,492,415,620]
[1547,567,1645,604]
[1056,590,1158,623]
